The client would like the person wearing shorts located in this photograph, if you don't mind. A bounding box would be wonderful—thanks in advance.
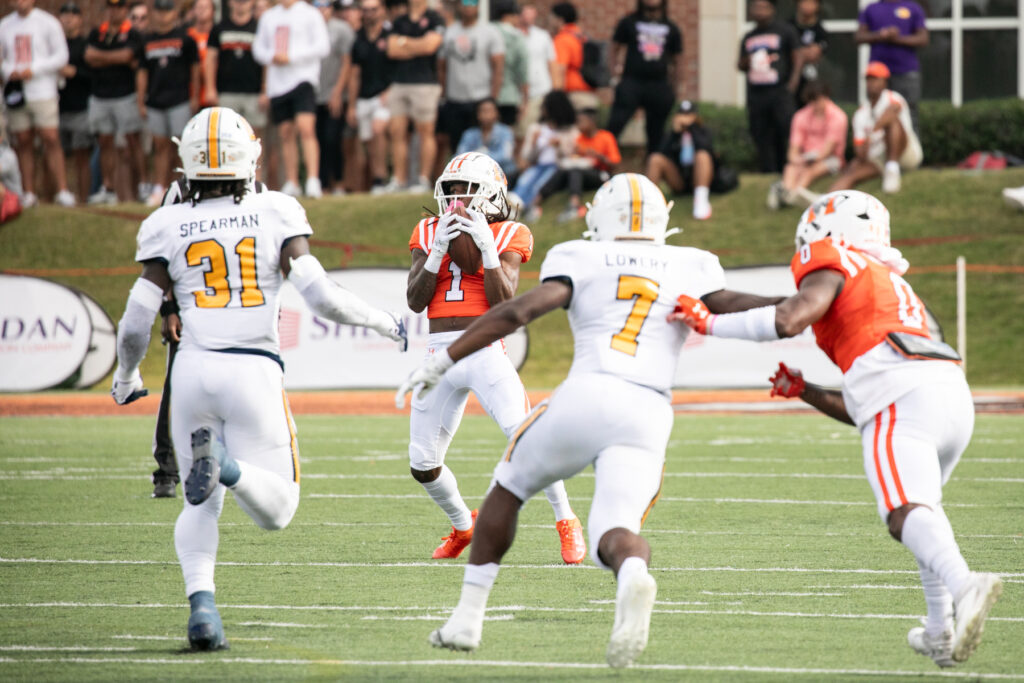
[58,1,92,203]
[347,0,392,193]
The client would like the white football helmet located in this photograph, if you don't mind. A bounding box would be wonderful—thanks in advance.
[434,152,510,219]
[795,190,891,251]
[584,173,679,244]
[176,107,261,182]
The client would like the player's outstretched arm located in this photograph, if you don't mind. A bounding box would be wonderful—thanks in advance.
[282,236,408,351]
[769,363,854,426]
[112,261,171,404]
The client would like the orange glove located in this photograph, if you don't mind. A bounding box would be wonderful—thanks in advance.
[769,362,806,398]
[667,294,712,334]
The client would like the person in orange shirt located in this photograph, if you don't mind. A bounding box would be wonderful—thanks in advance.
[186,0,214,107]
[403,151,585,564]
[550,2,596,111]
[536,107,620,222]
[670,190,1003,669]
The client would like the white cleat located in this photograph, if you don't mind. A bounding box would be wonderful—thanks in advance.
[428,617,481,652]
[607,572,657,668]
[952,572,1003,662]
[908,622,955,668]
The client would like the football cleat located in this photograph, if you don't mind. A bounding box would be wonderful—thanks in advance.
[607,571,657,668]
[187,591,229,651]
[185,428,222,505]
[432,509,476,560]
[908,622,955,668]
[152,478,176,499]
[556,517,586,565]
[952,572,1003,662]
[428,616,481,652]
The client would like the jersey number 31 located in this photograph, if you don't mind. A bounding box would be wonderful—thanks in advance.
[186,237,266,308]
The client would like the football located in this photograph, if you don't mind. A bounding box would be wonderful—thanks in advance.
[446,202,483,273]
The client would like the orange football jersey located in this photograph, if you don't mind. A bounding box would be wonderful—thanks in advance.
[409,218,533,318]
[791,238,930,372]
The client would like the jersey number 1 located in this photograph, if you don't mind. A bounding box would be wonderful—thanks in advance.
[611,275,660,356]
[186,237,266,308]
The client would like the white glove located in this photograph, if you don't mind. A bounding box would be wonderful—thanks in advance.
[111,366,148,405]
[371,311,408,352]
[454,208,500,269]
[424,211,460,273]
[395,350,455,408]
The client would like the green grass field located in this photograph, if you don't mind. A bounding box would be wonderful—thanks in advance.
[1,413,1021,681]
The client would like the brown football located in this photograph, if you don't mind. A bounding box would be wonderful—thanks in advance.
[446,203,483,273]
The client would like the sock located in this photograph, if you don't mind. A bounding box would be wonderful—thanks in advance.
[175,497,223,597]
[918,559,954,635]
[464,562,500,590]
[543,480,575,522]
[451,563,499,626]
[208,437,240,487]
[694,186,710,206]
[617,556,648,585]
[885,160,900,174]
[900,506,971,599]
[421,465,473,530]
[229,461,300,530]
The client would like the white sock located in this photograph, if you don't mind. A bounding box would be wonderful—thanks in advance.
[543,480,575,522]
[885,160,900,174]
[450,563,499,627]
[421,465,473,530]
[617,556,648,585]
[230,461,300,531]
[901,506,971,598]
[693,186,711,218]
[175,492,224,597]
[464,562,500,590]
[918,559,954,635]
[694,186,710,206]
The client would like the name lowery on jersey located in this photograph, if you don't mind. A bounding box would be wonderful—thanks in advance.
[409,217,533,318]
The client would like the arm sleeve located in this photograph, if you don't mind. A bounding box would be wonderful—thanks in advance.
[288,10,331,64]
[602,132,622,165]
[288,254,394,334]
[0,32,14,81]
[207,26,221,50]
[488,25,505,56]
[115,277,162,374]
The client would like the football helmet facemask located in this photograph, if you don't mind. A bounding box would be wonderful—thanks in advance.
[176,107,261,182]
[584,173,680,244]
[795,190,891,251]
[434,152,510,220]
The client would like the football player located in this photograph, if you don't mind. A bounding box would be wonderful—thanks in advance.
[671,190,1002,668]
[402,151,586,563]
[111,107,407,651]
[396,173,782,667]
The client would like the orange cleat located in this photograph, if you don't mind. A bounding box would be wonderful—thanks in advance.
[556,517,586,564]
[432,509,477,560]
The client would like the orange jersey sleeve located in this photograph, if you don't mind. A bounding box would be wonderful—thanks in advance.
[791,239,931,372]
[409,218,533,319]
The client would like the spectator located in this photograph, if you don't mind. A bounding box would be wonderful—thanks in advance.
[315,0,355,195]
[830,61,921,194]
[253,0,330,198]
[509,88,577,220]
[385,0,444,193]
[136,0,199,207]
[205,0,266,180]
[550,2,597,111]
[536,106,619,223]
[84,0,146,205]
[855,0,927,135]
[187,0,215,108]
[128,1,148,33]
[437,0,504,170]
[790,0,828,106]
[606,0,683,156]
[645,99,714,219]
[491,0,527,127]
[770,80,847,209]
[0,0,74,207]
[517,3,559,134]
[347,0,392,194]
[57,1,91,203]
[738,0,802,174]
[385,0,407,22]
[456,98,516,180]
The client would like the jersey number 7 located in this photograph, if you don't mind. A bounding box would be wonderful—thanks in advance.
[186,237,266,308]
[610,275,660,356]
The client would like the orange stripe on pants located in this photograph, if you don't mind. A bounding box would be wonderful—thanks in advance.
[885,404,908,506]
[873,411,893,511]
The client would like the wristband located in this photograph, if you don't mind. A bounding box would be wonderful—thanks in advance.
[424,249,445,274]
[159,299,180,317]
[707,305,779,342]
[481,246,500,270]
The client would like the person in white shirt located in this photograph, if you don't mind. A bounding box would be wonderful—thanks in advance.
[252,0,330,198]
[830,60,921,195]
[0,0,75,207]
[517,2,560,135]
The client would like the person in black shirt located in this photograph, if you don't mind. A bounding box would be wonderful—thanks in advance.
[791,0,828,106]
[347,0,393,193]
[738,0,802,174]
[58,2,92,203]
[645,99,715,220]
[84,0,146,205]
[606,0,683,156]
[137,0,199,206]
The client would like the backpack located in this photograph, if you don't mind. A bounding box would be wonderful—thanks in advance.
[575,32,610,89]
[956,150,1024,170]
[0,187,22,224]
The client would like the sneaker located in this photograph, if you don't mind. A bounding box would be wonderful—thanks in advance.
[408,177,432,194]
[882,163,902,193]
[305,177,323,199]
[331,187,347,197]
[22,192,38,209]
[369,179,389,196]
[185,427,222,506]
[381,177,403,194]
[146,185,165,208]
[1002,186,1024,211]
[281,180,301,197]
[432,509,476,559]
[152,478,177,499]
[54,189,76,207]
[607,571,657,668]
[137,182,152,203]
[428,610,482,652]
[187,591,229,651]
[693,200,712,221]
[556,517,586,564]
[952,572,1003,662]
[87,187,118,205]
[908,622,955,668]
[766,181,781,210]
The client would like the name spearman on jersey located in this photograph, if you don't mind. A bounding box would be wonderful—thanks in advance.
[603,253,671,271]
[179,213,261,237]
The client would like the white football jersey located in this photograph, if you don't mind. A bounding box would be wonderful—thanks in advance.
[540,239,726,394]
[135,191,313,355]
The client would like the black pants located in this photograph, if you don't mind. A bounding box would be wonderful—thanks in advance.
[538,167,607,201]
[152,340,179,485]
[316,103,345,189]
[746,87,794,174]
[606,77,676,155]
[440,99,481,154]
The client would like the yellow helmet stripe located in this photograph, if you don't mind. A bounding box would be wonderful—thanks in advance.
[207,108,221,169]
[627,173,643,232]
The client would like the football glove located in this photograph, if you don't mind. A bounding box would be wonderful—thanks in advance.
[111,366,149,405]
[667,294,712,334]
[454,208,500,269]
[769,362,806,398]
[424,211,460,273]
[379,311,408,352]
[395,351,455,409]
